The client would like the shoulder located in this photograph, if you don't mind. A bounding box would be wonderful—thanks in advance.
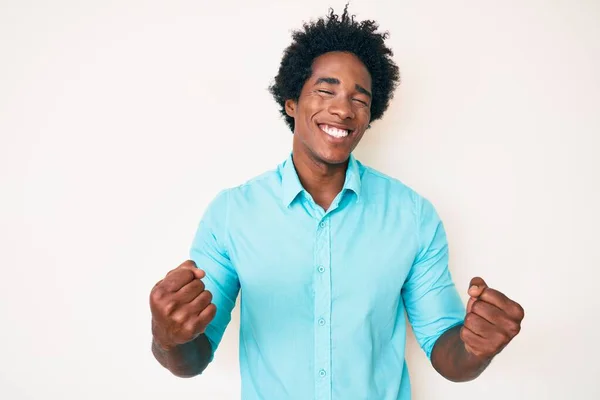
[358,161,445,244]
[206,163,283,210]
[226,165,282,202]
[358,160,427,211]
[197,164,282,237]
[357,160,444,228]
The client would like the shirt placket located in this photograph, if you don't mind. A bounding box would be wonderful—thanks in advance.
[314,216,332,400]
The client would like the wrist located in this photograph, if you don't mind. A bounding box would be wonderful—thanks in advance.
[151,319,176,352]
[152,336,175,352]
[462,341,494,369]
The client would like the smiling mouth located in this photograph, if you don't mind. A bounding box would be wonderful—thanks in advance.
[318,123,352,138]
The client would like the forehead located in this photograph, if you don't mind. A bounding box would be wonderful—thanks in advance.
[309,51,372,89]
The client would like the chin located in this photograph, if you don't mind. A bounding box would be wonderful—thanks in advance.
[316,149,351,165]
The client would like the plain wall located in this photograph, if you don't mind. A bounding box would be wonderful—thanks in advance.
[1,0,599,399]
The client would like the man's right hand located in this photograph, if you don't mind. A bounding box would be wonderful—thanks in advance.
[150,260,217,351]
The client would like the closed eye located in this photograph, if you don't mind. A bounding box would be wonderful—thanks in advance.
[317,90,334,95]
[353,98,369,106]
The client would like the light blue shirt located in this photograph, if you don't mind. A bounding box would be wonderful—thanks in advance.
[190,153,465,400]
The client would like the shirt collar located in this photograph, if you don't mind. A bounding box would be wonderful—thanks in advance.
[281,152,362,208]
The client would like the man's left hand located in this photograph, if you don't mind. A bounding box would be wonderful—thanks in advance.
[461,277,525,359]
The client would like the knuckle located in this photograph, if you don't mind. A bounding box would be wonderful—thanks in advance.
[165,267,179,278]
[460,327,468,342]
[163,300,177,316]
[181,266,195,277]
[183,280,198,294]
[150,287,165,303]
[507,322,521,336]
[471,300,482,314]
[192,292,208,308]
[204,303,217,318]
[481,287,495,299]
[514,323,522,335]
[191,281,205,297]
[472,349,485,358]
[171,311,187,326]
[514,304,525,320]
[187,279,202,293]
[161,279,176,292]
[464,313,476,327]
[198,292,212,308]
[180,322,197,338]
[175,267,191,277]
[177,265,195,276]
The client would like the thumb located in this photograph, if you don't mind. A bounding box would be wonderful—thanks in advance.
[466,296,476,314]
[192,267,206,280]
[468,276,488,298]
[178,260,206,280]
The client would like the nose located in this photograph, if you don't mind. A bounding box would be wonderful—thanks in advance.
[328,96,355,120]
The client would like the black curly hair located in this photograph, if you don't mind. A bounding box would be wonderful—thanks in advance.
[269,4,400,132]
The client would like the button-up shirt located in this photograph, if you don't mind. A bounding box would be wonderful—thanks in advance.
[190,153,465,400]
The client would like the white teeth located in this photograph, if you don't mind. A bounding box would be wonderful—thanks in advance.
[321,124,349,138]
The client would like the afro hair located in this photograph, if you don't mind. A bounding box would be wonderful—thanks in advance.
[269,4,401,132]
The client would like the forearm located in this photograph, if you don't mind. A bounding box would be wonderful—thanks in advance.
[151,333,213,378]
[430,324,492,382]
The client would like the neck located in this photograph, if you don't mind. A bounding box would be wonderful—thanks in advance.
[291,146,348,211]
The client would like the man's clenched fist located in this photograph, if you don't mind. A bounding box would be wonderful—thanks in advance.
[462,277,524,359]
[150,260,216,350]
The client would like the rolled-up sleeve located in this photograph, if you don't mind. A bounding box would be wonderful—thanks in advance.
[402,197,465,359]
[189,189,240,359]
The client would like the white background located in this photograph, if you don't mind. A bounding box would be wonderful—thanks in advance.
[1,0,599,399]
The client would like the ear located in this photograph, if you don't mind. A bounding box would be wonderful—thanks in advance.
[284,99,297,118]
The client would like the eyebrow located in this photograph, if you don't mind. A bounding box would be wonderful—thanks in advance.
[315,77,372,98]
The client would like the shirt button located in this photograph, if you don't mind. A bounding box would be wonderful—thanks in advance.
[318,318,326,326]
[319,369,327,377]
[319,221,326,228]
[317,265,325,273]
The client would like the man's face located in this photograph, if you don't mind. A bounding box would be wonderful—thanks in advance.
[285,51,372,166]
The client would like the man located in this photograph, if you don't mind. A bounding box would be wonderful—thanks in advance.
[149,6,524,399]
